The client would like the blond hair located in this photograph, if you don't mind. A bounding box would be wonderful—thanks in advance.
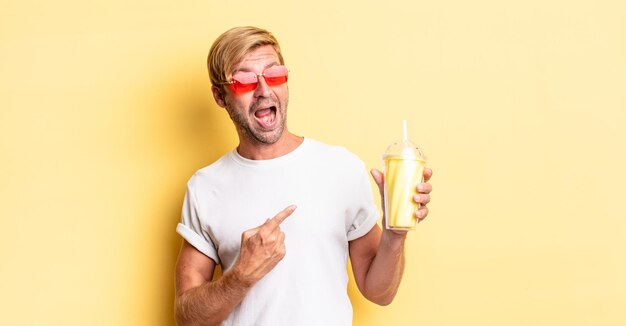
[208,26,284,92]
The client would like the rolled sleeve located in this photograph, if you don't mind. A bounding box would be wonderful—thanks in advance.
[177,181,221,264]
[176,223,220,264]
[346,164,380,241]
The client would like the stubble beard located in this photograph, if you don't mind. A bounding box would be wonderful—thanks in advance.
[226,99,288,145]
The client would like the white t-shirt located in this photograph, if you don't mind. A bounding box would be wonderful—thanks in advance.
[177,138,379,326]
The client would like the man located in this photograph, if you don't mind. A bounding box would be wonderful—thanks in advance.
[174,26,433,326]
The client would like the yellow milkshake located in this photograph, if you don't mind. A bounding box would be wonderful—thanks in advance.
[383,121,427,230]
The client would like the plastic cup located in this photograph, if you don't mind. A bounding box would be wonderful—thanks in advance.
[383,121,427,230]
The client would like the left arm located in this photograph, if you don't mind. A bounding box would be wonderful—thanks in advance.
[349,168,432,305]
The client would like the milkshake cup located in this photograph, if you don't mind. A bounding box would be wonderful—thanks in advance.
[383,120,427,230]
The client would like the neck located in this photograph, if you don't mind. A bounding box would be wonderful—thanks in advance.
[236,131,304,160]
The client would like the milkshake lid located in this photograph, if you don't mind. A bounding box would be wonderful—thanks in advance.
[383,120,427,161]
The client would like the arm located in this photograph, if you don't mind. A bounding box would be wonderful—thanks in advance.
[349,168,433,306]
[175,205,296,326]
[175,240,249,326]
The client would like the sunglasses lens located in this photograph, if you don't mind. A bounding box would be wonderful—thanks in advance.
[227,66,289,94]
[231,71,258,84]
[230,80,258,94]
[263,66,289,86]
[230,71,258,94]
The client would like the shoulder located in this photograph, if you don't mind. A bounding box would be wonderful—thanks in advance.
[303,138,365,167]
[186,151,235,190]
[301,139,368,182]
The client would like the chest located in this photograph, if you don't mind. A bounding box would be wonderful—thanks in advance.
[197,166,353,270]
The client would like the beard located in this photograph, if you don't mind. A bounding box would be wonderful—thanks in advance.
[225,98,288,145]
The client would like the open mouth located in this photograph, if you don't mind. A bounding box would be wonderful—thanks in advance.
[254,106,277,129]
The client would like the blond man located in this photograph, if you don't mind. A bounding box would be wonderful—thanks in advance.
[174,26,433,326]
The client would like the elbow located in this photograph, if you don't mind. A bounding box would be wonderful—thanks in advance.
[377,298,394,306]
[363,289,398,306]
[370,296,395,306]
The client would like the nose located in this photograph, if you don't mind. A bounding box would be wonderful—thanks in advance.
[253,75,271,98]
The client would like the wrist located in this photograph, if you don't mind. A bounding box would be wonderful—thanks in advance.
[226,264,255,289]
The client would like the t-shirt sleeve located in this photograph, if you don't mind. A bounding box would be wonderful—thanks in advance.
[176,181,221,264]
[346,164,380,241]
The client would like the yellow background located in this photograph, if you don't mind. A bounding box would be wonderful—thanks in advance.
[1,0,625,325]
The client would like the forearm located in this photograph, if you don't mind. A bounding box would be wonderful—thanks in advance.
[362,232,407,305]
[175,270,252,326]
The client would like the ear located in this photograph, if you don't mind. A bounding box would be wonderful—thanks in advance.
[211,85,227,108]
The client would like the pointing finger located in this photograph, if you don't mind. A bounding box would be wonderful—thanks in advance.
[264,205,297,230]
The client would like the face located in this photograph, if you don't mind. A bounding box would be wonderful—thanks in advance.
[214,45,289,145]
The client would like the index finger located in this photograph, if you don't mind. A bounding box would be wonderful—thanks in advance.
[423,167,433,182]
[264,205,297,230]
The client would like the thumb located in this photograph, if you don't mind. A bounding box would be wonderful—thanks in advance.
[370,169,384,196]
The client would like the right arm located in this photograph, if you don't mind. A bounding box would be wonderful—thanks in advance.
[174,205,296,326]
[175,240,251,326]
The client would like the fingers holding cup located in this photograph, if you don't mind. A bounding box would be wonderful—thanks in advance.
[414,169,432,222]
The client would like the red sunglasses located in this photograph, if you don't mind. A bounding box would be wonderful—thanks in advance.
[222,65,289,94]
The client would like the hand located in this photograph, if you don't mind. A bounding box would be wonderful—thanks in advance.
[230,205,297,286]
[370,168,433,230]
[414,168,433,221]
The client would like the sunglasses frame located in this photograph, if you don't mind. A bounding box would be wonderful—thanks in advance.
[219,65,289,94]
